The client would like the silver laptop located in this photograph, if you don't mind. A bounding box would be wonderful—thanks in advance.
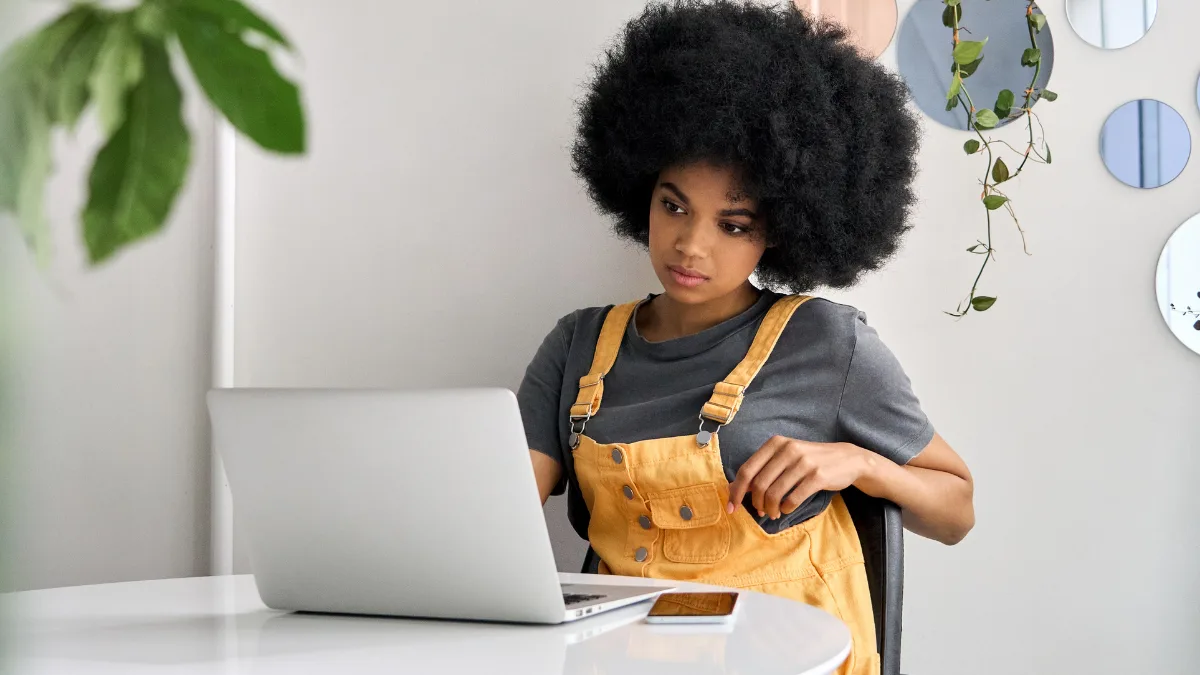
[207,387,672,624]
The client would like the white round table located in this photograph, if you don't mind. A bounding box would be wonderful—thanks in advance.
[4,573,851,675]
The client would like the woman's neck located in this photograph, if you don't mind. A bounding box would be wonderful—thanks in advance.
[638,284,762,342]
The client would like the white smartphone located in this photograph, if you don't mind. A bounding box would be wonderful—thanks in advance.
[643,592,740,624]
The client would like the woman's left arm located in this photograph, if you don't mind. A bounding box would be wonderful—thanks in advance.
[854,433,974,544]
[727,433,974,545]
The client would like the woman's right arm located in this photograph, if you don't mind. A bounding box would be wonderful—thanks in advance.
[518,312,577,506]
[529,450,563,505]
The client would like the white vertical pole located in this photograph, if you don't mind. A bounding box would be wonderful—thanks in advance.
[210,117,237,577]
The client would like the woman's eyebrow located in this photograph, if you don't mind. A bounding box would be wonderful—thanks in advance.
[660,182,690,204]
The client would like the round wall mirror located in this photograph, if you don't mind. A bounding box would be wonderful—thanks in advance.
[1156,213,1200,356]
[794,0,898,59]
[1100,99,1191,189]
[1066,0,1157,50]
[897,0,1055,130]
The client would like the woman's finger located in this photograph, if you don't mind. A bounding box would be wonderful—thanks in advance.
[727,435,787,514]
[763,460,811,519]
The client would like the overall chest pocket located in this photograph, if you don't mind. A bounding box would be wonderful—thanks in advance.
[647,484,731,564]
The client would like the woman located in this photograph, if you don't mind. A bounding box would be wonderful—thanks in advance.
[518,2,974,673]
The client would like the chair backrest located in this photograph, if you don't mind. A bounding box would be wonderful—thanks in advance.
[840,486,904,675]
[580,488,903,675]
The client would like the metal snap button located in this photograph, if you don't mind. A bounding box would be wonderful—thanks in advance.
[680,505,693,521]
[611,448,623,464]
[634,547,648,562]
[638,515,651,530]
[622,485,634,500]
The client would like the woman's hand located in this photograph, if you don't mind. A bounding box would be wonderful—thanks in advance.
[726,433,975,545]
[726,436,875,520]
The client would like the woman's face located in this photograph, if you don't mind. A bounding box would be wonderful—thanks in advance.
[647,162,768,304]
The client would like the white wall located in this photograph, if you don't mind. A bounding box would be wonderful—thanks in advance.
[231,0,661,574]
[831,1,1200,672]
[233,0,1200,673]
[1,2,216,592]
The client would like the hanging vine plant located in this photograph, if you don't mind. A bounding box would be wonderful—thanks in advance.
[942,0,1056,317]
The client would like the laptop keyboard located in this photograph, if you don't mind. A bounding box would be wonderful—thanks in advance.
[563,592,606,606]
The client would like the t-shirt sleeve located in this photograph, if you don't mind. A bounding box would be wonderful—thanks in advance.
[835,314,934,465]
[516,313,574,495]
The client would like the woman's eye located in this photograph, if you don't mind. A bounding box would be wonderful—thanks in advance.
[661,199,684,214]
[721,222,750,235]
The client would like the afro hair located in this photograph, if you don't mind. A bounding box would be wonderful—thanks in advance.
[571,0,921,291]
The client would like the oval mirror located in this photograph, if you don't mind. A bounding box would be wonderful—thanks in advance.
[1066,0,1157,50]
[1100,99,1191,189]
[897,0,1055,130]
[794,0,898,59]
[1156,213,1200,356]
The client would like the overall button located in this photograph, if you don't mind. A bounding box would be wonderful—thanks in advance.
[622,485,634,500]
[634,547,648,562]
[638,515,651,530]
[611,449,623,464]
[680,505,694,521]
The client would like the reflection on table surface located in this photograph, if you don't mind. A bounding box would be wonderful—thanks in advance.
[6,574,851,675]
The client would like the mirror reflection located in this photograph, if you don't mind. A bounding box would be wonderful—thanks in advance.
[1066,0,1157,50]
[1156,213,1200,356]
[793,0,898,59]
[1100,100,1191,189]
[897,0,1055,130]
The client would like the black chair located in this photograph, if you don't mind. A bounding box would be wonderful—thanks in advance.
[579,486,904,675]
[841,486,904,675]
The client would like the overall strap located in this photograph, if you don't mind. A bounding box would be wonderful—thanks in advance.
[569,300,641,421]
[700,295,813,426]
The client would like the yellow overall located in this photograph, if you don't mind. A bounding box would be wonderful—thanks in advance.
[569,295,879,675]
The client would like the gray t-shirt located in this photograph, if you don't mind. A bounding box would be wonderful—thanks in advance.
[517,290,934,541]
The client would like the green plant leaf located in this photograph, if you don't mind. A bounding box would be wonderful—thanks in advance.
[991,157,1010,184]
[170,9,305,153]
[176,0,291,49]
[967,243,986,253]
[2,7,92,75]
[89,17,144,138]
[48,11,110,130]
[946,76,961,102]
[82,39,191,264]
[1021,48,1042,66]
[945,95,958,111]
[1044,143,1052,164]
[953,39,987,65]
[0,39,53,259]
[964,139,980,154]
[994,89,1014,119]
[1030,13,1047,32]
[971,296,997,311]
[945,0,961,6]
[133,1,170,40]
[982,195,1008,210]
[973,108,999,129]
[1041,89,1058,102]
[17,95,53,265]
[0,6,100,123]
[957,56,983,79]
[942,5,961,28]
[0,64,31,215]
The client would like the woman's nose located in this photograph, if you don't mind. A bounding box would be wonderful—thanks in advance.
[675,221,710,258]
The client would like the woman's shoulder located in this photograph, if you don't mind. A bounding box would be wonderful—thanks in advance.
[541,301,634,348]
[788,295,869,338]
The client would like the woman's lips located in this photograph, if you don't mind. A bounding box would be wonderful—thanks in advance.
[668,265,709,288]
